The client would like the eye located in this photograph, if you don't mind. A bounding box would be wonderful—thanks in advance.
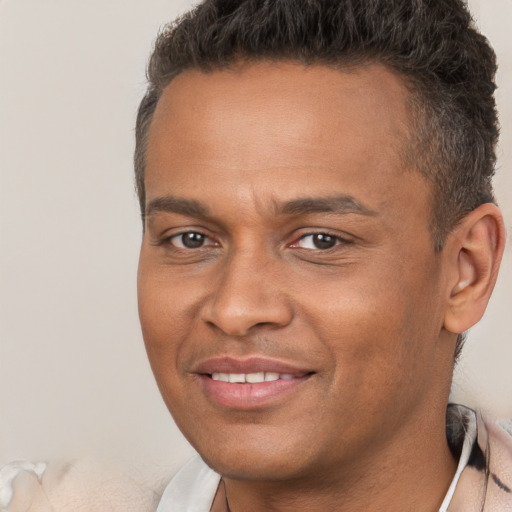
[169,231,215,249]
[294,233,344,250]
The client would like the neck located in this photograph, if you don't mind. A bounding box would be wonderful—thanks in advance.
[220,413,457,512]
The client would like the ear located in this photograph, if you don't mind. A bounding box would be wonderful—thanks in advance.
[443,203,506,334]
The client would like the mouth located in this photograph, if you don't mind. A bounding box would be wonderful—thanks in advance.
[193,357,315,409]
[209,371,307,383]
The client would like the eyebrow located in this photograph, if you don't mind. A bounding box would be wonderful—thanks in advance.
[145,196,209,220]
[276,195,377,217]
[145,193,377,222]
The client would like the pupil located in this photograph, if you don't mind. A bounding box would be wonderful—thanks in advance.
[182,232,205,248]
[313,233,336,249]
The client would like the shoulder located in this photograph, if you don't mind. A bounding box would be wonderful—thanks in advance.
[0,457,166,512]
[448,406,512,511]
[480,414,512,495]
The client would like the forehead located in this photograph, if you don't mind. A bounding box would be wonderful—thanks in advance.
[145,61,425,219]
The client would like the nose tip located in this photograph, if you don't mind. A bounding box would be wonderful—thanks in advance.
[203,295,293,337]
[204,305,278,337]
[200,260,294,336]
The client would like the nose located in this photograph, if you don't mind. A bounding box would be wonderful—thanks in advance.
[200,251,294,336]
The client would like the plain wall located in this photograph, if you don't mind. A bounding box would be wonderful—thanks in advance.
[1,0,511,468]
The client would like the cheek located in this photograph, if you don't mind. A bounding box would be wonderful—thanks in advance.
[137,273,194,421]
[138,253,199,333]
[137,263,187,376]
[300,261,439,386]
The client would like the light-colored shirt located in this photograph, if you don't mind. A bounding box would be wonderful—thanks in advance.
[156,405,512,512]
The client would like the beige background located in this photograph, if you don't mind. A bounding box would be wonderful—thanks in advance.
[0,0,511,468]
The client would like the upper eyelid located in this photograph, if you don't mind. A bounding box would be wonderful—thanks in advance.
[168,229,211,238]
[149,229,217,248]
[284,233,353,254]
[160,226,215,239]
[290,231,352,243]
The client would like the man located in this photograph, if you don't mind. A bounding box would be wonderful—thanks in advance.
[135,0,511,511]
[0,1,509,511]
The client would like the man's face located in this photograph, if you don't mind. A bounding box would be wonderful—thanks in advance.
[138,62,454,481]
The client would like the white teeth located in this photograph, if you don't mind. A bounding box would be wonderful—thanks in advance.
[228,373,245,383]
[211,372,229,382]
[210,372,297,383]
[246,372,265,383]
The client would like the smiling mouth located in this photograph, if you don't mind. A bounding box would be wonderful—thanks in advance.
[193,357,315,408]
[198,370,314,409]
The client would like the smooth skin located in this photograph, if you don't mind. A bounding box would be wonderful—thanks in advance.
[138,62,505,512]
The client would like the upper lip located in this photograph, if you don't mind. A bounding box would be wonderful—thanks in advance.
[192,356,313,376]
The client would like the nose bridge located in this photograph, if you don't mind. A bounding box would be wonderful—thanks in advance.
[201,244,293,336]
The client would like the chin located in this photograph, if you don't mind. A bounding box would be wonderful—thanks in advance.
[203,452,303,482]
[191,432,319,482]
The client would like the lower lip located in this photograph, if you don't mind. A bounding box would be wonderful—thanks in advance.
[198,375,311,410]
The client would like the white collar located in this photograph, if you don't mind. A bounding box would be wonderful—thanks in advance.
[156,454,220,512]
[156,407,478,512]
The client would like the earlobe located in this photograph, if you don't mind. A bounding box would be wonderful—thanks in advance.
[443,203,505,334]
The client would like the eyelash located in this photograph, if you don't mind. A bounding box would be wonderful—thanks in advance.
[290,232,352,251]
[161,230,351,251]
[164,231,217,249]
